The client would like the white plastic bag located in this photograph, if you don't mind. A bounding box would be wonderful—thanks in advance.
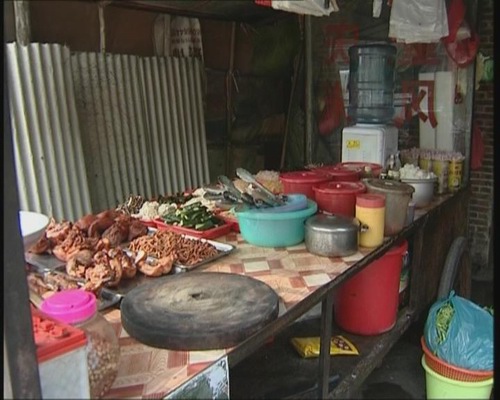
[389,0,449,43]
[271,0,339,17]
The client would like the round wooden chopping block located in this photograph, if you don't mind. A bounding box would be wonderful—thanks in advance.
[120,272,280,350]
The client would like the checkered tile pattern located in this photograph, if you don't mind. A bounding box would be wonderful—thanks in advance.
[104,233,379,398]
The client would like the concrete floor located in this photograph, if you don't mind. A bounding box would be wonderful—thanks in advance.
[229,275,494,399]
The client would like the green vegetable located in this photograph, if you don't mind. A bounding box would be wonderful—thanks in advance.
[435,301,455,345]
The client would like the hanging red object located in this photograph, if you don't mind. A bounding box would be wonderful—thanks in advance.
[470,122,484,170]
[254,0,272,7]
[442,0,479,67]
[318,80,345,136]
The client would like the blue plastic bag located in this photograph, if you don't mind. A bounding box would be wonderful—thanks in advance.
[424,291,493,371]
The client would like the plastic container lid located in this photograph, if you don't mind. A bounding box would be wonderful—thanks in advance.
[356,193,385,208]
[364,178,415,195]
[280,170,331,184]
[312,165,360,180]
[41,290,97,325]
[313,181,366,195]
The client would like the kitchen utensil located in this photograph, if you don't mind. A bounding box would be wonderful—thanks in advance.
[363,178,415,236]
[218,175,256,206]
[236,200,318,247]
[304,214,365,257]
[312,181,366,218]
[19,211,50,251]
[280,170,332,200]
[310,164,360,181]
[236,168,286,206]
[120,272,279,350]
[400,177,437,208]
[246,193,308,214]
[336,162,383,178]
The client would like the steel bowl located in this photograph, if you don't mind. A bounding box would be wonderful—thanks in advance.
[401,178,437,208]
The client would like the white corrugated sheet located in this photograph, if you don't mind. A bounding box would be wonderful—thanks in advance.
[6,42,210,219]
[6,43,92,221]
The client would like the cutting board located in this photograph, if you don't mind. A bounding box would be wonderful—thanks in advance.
[121,272,280,350]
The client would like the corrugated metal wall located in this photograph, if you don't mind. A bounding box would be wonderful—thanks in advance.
[6,42,210,219]
[71,52,210,211]
[6,43,92,221]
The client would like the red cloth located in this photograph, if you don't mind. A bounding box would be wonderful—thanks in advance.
[470,122,484,170]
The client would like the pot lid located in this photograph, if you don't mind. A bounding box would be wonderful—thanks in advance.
[363,179,415,194]
[313,181,366,195]
[305,213,359,233]
[336,162,383,172]
[313,165,360,178]
[280,170,331,184]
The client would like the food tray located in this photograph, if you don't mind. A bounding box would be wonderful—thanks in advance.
[139,218,158,229]
[173,236,235,272]
[154,218,233,239]
[217,213,240,233]
[124,236,235,274]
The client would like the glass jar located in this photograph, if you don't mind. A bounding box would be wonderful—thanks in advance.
[40,289,120,398]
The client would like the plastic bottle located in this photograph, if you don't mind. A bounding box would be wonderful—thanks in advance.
[40,290,120,398]
[356,193,385,248]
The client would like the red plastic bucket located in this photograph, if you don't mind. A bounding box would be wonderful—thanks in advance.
[280,170,332,200]
[333,240,408,335]
[313,181,366,217]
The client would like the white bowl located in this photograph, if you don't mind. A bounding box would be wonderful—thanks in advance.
[401,178,437,208]
[19,211,50,251]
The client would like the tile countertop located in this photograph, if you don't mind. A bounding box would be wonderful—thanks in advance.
[102,234,377,399]
[102,191,457,399]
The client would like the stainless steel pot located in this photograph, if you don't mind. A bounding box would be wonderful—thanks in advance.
[305,214,365,257]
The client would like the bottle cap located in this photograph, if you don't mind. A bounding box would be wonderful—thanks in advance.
[40,290,97,324]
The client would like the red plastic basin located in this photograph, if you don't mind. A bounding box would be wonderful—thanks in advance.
[280,170,332,200]
[313,181,366,217]
[334,240,408,335]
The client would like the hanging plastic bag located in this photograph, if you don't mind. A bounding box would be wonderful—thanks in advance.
[424,291,493,371]
[389,0,449,43]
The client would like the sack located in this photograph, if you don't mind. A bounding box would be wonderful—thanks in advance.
[424,291,493,371]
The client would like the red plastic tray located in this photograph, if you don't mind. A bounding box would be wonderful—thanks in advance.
[31,307,87,363]
[139,219,158,229]
[217,214,240,233]
[154,218,233,239]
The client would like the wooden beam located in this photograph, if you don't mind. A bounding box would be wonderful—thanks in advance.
[13,0,31,45]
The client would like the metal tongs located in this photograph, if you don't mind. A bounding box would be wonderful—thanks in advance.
[236,168,287,207]
[217,175,259,206]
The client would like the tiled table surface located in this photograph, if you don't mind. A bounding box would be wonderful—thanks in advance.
[103,233,378,399]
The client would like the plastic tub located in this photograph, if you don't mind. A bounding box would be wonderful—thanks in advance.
[333,240,408,335]
[421,356,494,399]
[280,171,332,200]
[311,165,360,182]
[236,200,318,247]
[313,181,366,218]
[363,179,415,236]
[348,44,397,124]
[420,337,493,382]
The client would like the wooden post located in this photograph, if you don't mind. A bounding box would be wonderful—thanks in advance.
[13,0,31,45]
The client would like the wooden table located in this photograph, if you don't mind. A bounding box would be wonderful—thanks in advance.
[103,188,471,399]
